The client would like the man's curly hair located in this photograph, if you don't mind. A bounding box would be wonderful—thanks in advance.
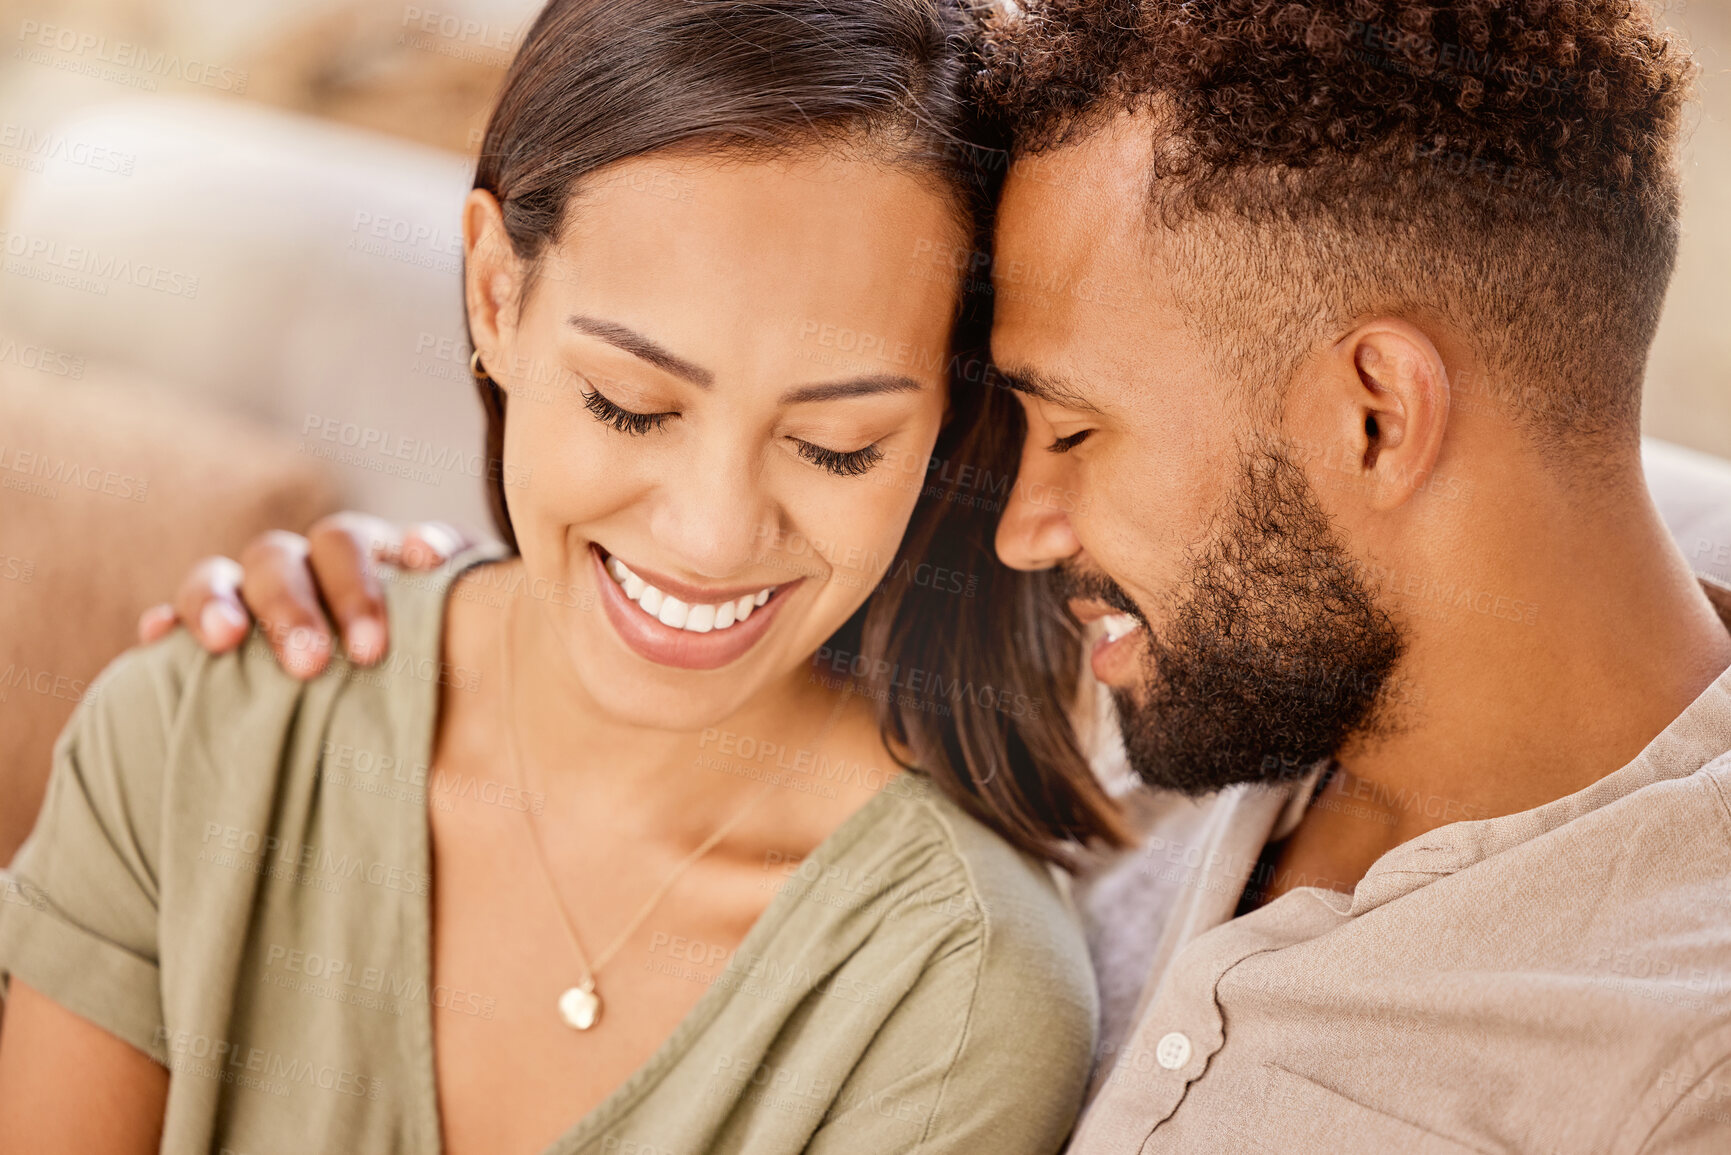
[980,0,1695,444]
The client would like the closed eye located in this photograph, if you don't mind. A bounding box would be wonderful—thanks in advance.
[582,387,676,436]
[794,440,884,477]
[1047,429,1094,454]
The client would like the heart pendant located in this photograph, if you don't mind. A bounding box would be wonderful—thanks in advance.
[558,984,601,1030]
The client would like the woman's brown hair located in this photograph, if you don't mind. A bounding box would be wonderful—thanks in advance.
[469,0,1130,865]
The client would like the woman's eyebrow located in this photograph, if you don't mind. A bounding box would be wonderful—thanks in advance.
[780,375,922,404]
[564,316,919,402]
[566,314,714,388]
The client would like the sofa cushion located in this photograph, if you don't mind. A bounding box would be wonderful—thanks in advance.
[0,358,339,863]
[0,96,488,534]
[1644,437,1731,588]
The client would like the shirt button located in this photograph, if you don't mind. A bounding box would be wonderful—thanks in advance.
[1155,1031,1192,1070]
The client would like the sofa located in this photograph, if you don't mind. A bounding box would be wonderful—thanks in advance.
[0,97,498,863]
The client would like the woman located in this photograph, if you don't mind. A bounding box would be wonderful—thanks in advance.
[0,1,1127,1153]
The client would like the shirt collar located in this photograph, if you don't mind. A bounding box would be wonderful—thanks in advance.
[1346,576,1731,914]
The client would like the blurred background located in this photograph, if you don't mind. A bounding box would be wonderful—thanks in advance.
[0,0,1727,861]
[4,0,1726,460]
[0,0,548,856]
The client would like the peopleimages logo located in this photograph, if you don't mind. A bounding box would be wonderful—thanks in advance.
[15,21,249,93]
[812,646,1042,721]
[0,228,200,298]
[152,1027,382,1100]
[0,445,148,501]
[299,414,531,489]
[0,663,94,706]
[0,335,83,378]
[0,122,135,175]
[399,6,524,55]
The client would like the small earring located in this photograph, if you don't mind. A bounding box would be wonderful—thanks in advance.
[469,349,488,381]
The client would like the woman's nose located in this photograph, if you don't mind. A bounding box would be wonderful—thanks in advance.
[647,452,775,579]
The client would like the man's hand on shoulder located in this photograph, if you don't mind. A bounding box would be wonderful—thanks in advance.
[135,514,469,679]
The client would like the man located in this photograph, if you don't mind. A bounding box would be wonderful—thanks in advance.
[134,0,1730,1149]
[978,0,1731,1150]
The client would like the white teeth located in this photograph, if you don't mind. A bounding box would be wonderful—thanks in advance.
[1102,613,1142,643]
[601,554,775,635]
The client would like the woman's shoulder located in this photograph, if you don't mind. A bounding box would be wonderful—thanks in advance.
[888,782,1099,1028]
[373,544,512,670]
[803,783,1098,1152]
[14,542,504,910]
[0,550,500,1063]
[61,545,503,810]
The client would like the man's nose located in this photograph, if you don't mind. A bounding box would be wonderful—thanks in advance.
[995,438,1082,571]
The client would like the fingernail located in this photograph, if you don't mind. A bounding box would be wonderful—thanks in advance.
[347,617,384,663]
[417,524,461,558]
[284,627,330,677]
[201,601,248,639]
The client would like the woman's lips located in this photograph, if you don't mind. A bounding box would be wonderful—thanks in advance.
[591,546,797,671]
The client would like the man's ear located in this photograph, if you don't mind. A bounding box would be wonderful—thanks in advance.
[1297,319,1451,511]
[463,189,524,391]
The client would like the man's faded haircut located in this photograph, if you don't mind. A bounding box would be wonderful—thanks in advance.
[979,0,1694,448]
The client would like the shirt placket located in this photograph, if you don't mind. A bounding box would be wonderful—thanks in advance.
[1070,782,1302,1154]
[1129,916,1312,1149]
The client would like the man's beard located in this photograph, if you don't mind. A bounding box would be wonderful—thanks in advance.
[1064,447,1405,795]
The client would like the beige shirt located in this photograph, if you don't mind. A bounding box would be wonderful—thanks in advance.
[1071,580,1731,1154]
[0,553,1097,1155]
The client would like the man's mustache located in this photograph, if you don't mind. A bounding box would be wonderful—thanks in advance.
[1054,561,1145,623]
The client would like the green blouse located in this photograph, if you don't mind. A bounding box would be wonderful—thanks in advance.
[0,553,1096,1154]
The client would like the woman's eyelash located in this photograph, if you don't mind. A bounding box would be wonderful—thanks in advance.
[582,388,675,436]
[579,386,878,475]
[796,440,884,477]
[1047,429,1093,454]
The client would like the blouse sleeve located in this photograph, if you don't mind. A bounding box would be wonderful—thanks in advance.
[0,634,194,1063]
[804,908,1097,1155]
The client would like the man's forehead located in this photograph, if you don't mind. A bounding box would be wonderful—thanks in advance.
[997,113,1156,253]
[993,112,1164,326]
[991,112,1181,409]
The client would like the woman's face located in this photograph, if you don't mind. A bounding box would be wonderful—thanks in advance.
[465,148,964,730]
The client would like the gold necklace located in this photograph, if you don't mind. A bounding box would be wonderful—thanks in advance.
[496,588,846,1031]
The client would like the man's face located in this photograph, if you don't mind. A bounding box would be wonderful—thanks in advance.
[990,116,1403,794]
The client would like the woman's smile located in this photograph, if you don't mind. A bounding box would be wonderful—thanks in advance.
[486,146,959,727]
[590,544,800,670]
